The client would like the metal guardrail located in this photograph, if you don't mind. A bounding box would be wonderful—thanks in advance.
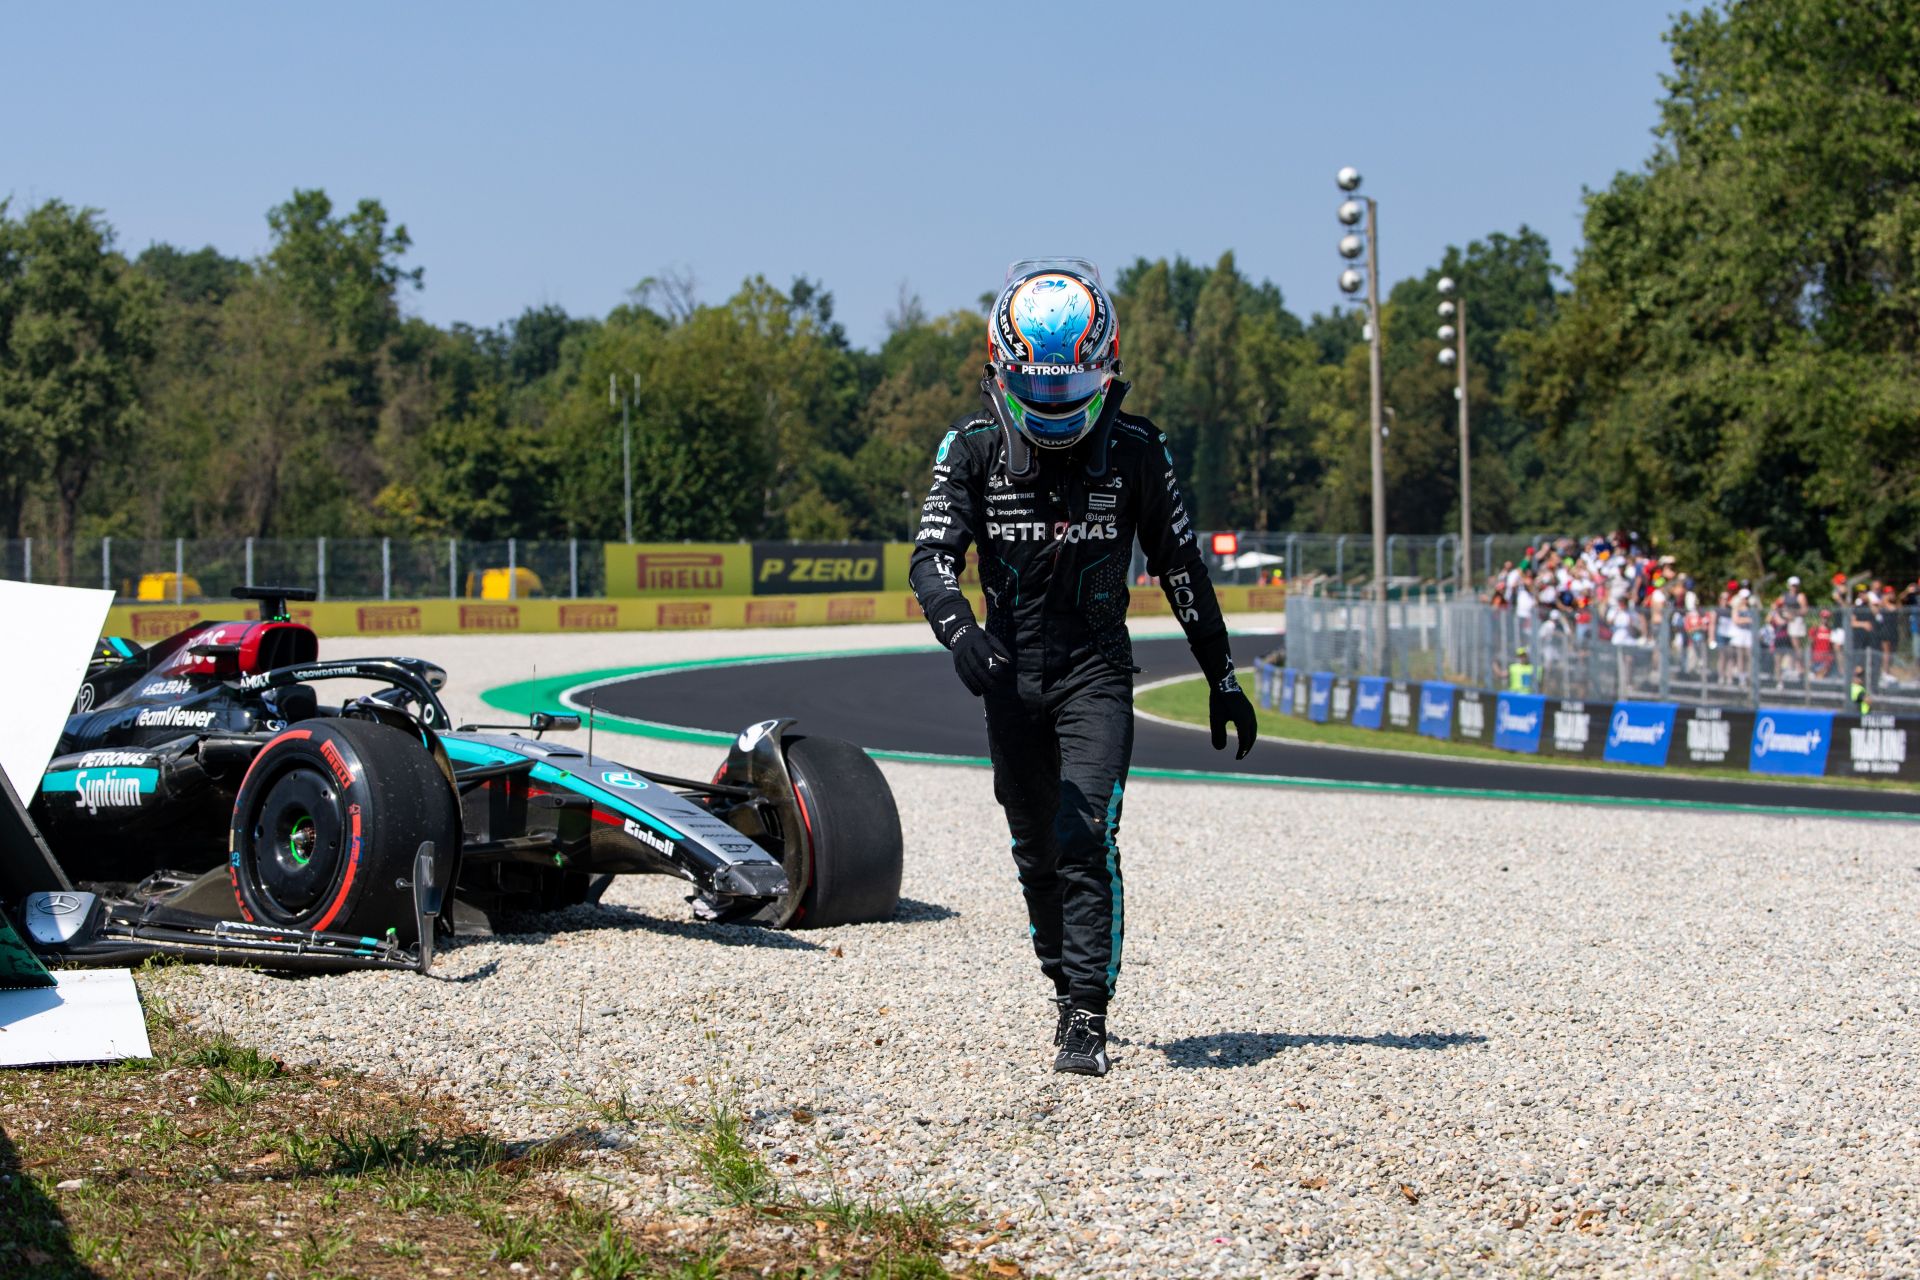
[1284,593,1920,715]
[7,532,1496,601]
[0,538,605,602]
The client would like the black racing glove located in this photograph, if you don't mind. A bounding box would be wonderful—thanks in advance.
[1193,635,1258,759]
[949,623,1012,697]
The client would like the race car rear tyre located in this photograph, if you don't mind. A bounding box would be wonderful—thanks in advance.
[778,734,902,929]
[230,718,457,945]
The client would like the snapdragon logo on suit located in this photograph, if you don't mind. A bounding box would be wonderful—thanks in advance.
[1748,708,1835,776]
[1493,693,1546,754]
[1602,702,1678,767]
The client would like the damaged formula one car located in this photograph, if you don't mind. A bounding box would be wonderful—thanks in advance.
[13,587,902,974]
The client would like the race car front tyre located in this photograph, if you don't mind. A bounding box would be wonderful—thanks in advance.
[230,718,458,945]
[777,735,902,929]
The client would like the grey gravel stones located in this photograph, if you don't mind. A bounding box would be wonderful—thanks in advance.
[162,620,1919,1277]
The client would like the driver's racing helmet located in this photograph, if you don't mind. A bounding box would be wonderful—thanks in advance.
[987,259,1119,450]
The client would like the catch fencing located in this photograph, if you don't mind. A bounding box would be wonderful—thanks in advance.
[1284,592,1920,716]
[0,531,1507,601]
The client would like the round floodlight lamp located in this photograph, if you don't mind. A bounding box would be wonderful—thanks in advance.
[1437,299,1456,319]
[1338,234,1364,260]
[1337,199,1363,226]
[1437,324,1456,343]
[1437,347,1457,367]
[1338,269,1364,294]
[1436,276,1456,296]
[1336,166,1362,192]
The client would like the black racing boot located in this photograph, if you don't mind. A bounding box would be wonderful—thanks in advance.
[1053,1009,1110,1077]
[1052,996,1071,1046]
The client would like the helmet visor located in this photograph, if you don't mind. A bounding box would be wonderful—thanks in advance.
[997,361,1111,408]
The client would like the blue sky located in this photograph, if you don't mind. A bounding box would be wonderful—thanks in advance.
[4,1,1686,349]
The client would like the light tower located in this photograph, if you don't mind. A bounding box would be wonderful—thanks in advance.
[1337,167,1389,664]
[1436,277,1470,589]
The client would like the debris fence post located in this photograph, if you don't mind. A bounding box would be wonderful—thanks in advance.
[245,537,254,588]
[174,538,184,603]
[508,538,518,600]
[102,536,111,594]
[317,537,327,603]
[382,538,391,601]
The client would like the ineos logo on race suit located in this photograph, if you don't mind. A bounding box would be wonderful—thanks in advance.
[987,520,1120,544]
[1164,567,1200,622]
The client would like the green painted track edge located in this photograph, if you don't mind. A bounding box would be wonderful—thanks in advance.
[479,648,1920,823]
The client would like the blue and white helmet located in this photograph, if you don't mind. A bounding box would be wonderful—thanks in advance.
[988,259,1120,449]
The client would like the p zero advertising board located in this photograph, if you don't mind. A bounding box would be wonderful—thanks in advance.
[751,543,884,595]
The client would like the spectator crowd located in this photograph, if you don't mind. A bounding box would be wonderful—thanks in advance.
[1484,532,1920,704]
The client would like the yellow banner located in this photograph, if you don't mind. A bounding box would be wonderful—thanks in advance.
[602,543,752,596]
[104,586,1282,640]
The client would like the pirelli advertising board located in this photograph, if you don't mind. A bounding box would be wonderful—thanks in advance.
[104,583,1280,642]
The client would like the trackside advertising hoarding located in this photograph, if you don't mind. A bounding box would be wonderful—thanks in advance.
[1269,668,1917,784]
[1602,702,1678,767]
[1748,708,1835,776]
[1417,682,1454,739]
[1493,693,1546,754]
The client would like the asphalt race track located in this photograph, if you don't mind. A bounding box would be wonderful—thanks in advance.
[585,634,1920,818]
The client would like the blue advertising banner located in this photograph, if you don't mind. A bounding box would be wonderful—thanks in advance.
[1493,693,1547,754]
[1307,672,1334,723]
[1418,682,1455,739]
[1749,707,1835,776]
[1603,701,1678,766]
[1351,677,1387,730]
[1279,668,1297,715]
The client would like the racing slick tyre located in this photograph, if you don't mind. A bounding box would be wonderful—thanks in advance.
[230,718,457,945]
[777,735,902,929]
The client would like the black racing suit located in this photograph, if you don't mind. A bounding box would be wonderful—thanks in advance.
[908,407,1234,1015]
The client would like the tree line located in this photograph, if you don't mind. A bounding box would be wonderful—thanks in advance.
[2,0,1914,585]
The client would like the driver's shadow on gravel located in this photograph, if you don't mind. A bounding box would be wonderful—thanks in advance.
[1152,1030,1487,1069]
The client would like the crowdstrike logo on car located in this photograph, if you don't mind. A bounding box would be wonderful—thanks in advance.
[136,707,216,729]
[1754,717,1822,756]
[1608,709,1667,748]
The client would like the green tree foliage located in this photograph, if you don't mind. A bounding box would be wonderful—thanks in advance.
[1511,0,1920,577]
[9,10,1917,592]
[0,201,157,575]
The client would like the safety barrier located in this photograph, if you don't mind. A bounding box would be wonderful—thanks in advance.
[1252,662,1918,783]
[101,584,1288,643]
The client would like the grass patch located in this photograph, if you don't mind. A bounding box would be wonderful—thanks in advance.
[0,983,1017,1279]
[1139,676,1920,795]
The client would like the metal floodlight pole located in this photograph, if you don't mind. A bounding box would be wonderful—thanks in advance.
[1456,300,1470,591]
[1363,196,1388,666]
[612,373,637,544]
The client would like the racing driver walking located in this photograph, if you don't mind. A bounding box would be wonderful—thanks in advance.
[908,259,1258,1077]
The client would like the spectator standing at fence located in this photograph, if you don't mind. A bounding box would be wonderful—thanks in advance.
[1726,587,1755,684]
[1810,610,1838,678]
[1608,596,1639,692]
[1783,576,1809,677]
[1850,665,1871,713]
[1506,646,1537,693]
[1905,577,1920,660]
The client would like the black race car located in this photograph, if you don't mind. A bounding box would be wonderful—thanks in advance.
[9,587,902,973]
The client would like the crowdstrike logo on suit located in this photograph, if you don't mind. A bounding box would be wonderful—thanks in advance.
[1754,716,1822,757]
[1608,709,1667,748]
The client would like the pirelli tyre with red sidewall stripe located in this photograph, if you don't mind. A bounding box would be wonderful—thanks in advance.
[229,718,458,944]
